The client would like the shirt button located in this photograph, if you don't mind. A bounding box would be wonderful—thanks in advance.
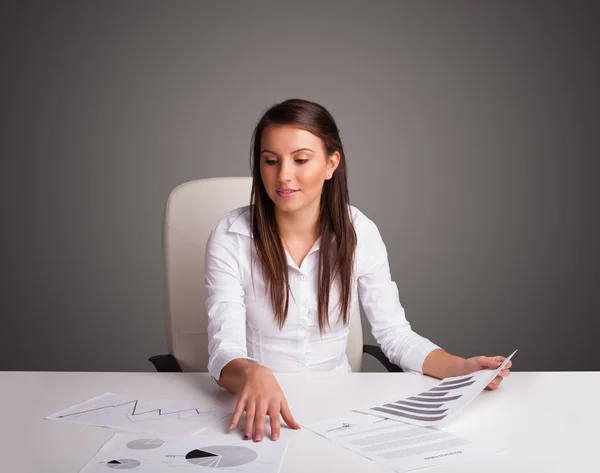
[300,340,307,347]
[300,275,307,281]
[302,300,308,307]
[301,363,307,368]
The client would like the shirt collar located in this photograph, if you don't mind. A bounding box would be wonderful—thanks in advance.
[228,208,252,238]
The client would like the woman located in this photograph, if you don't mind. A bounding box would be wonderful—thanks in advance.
[205,99,511,443]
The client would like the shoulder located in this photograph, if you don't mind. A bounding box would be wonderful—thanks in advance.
[349,206,388,274]
[206,206,252,255]
[210,205,251,238]
[349,205,382,241]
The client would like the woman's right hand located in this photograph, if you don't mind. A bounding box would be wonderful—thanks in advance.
[228,363,300,442]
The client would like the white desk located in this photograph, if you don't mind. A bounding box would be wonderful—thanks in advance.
[1,371,598,472]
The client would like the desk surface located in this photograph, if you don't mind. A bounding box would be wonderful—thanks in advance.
[1,371,598,472]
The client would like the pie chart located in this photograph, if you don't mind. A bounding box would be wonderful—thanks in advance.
[126,438,164,450]
[185,446,258,468]
[106,459,141,469]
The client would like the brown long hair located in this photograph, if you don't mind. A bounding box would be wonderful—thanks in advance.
[248,98,357,333]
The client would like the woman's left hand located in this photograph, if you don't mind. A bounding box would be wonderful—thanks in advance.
[461,356,512,391]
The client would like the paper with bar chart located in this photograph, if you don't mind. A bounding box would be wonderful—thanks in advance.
[77,433,288,473]
[304,411,500,473]
[358,350,517,427]
[45,392,230,435]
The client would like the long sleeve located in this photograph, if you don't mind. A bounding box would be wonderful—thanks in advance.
[205,222,257,380]
[357,218,440,374]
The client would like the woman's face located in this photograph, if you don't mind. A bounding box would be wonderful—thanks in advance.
[259,125,339,217]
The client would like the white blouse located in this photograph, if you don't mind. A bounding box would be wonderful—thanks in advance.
[205,205,440,380]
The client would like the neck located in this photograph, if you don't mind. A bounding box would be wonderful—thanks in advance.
[275,201,320,243]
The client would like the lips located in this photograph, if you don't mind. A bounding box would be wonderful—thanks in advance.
[276,188,299,197]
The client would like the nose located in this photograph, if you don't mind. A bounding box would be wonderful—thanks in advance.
[278,159,293,183]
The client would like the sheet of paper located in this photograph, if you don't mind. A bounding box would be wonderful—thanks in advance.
[77,433,288,473]
[45,392,230,436]
[304,411,499,473]
[359,350,517,427]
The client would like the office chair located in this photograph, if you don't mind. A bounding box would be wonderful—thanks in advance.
[149,177,400,373]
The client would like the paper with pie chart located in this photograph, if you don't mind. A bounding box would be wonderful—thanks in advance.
[358,350,517,427]
[77,433,288,473]
[45,392,230,435]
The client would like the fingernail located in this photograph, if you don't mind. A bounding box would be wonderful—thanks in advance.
[272,434,279,441]
[254,434,262,442]
[243,434,250,440]
[229,423,235,429]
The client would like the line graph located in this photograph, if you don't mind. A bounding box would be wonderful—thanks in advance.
[46,392,230,435]
[57,398,220,422]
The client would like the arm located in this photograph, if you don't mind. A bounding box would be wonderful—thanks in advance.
[204,224,300,439]
[357,220,440,374]
[423,349,512,390]
[422,348,465,379]
[356,218,511,389]
[205,225,257,382]
[216,358,255,393]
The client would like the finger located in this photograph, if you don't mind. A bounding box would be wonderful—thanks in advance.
[230,395,247,430]
[471,356,498,370]
[281,399,300,429]
[253,401,268,442]
[269,404,281,441]
[489,356,505,368]
[500,368,511,377]
[494,356,512,370]
[243,402,256,440]
[487,376,503,390]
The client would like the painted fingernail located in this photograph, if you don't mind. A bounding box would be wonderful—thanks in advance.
[243,434,250,440]
[254,434,262,442]
[272,434,279,441]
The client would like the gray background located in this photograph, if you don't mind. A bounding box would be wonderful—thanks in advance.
[2,1,598,373]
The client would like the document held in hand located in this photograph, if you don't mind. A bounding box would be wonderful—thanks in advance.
[358,350,517,427]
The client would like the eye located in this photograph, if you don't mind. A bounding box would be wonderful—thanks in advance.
[295,158,308,164]
[265,159,277,165]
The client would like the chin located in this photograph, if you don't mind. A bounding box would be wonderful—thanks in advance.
[274,202,301,213]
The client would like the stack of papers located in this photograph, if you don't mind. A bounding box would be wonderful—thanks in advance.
[45,392,288,473]
[45,350,516,473]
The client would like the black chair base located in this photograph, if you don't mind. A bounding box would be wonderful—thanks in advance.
[148,354,182,372]
[362,344,403,372]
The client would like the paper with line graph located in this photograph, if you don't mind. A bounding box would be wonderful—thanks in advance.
[358,350,517,427]
[45,392,230,435]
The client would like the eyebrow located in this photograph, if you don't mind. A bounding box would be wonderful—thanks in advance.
[260,148,315,156]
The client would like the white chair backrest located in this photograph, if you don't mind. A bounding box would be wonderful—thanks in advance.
[163,177,363,372]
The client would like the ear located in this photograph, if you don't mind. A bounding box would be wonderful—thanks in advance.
[325,151,340,180]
